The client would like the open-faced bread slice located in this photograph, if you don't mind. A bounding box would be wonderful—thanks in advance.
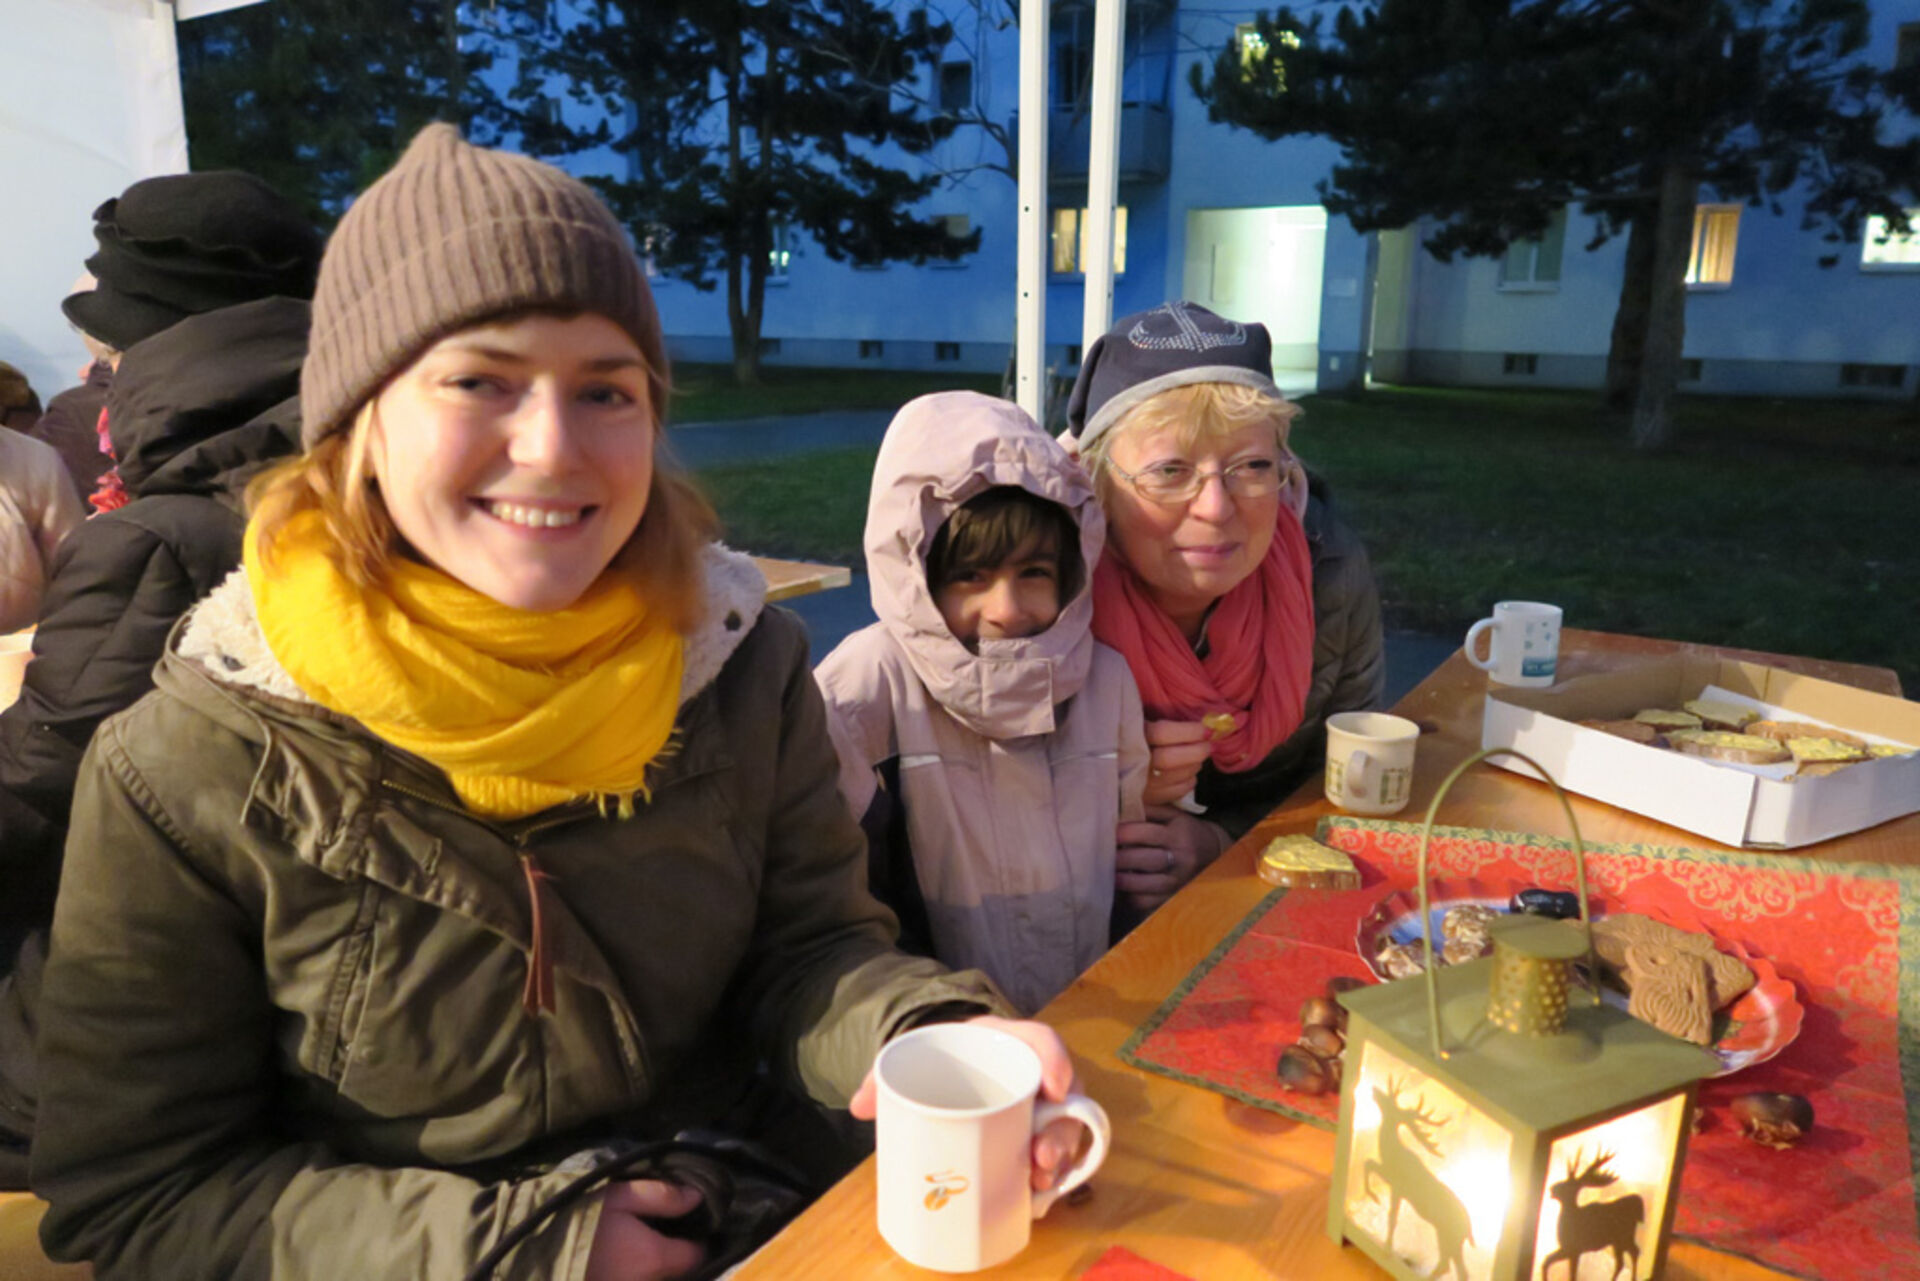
[1683,698,1759,731]
[1668,729,1792,765]
[1785,736,1871,764]
[1746,719,1867,750]
[1257,835,1362,890]
[1634,708,1703,731]
[1580,718,1666,745]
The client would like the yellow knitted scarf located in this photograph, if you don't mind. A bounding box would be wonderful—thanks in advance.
[244,510,684,820]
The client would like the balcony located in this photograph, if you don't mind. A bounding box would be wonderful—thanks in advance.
[1012,103,1173,185]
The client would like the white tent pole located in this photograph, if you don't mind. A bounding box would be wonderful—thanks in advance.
[1014,0,1049,424]
[1081,0,1125,355]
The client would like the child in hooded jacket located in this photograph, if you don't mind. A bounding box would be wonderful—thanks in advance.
[815,391,1149,1015]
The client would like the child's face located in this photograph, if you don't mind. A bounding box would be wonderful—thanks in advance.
[933,532,1063,651]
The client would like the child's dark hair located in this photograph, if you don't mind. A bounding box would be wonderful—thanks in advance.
[926,486,1083,603]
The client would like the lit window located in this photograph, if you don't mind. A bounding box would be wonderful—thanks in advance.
[768,222,794,280]
[1499,208,1567,288]
[1861,210,1920,270]
[1234,22,1298,87]
[1685,205,1740,287]
[938,61,972,113]
[1049,206,1128,275]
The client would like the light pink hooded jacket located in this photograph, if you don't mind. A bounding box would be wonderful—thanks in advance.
[815,391,1148,1015]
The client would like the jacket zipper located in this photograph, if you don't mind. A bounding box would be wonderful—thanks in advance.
[378,778,591,1016]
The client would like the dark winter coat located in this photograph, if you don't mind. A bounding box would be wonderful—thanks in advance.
[26,361,113,508]
[32,557,1006,1279]
[0,297,305,946]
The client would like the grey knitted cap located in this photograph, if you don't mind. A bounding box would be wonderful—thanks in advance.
[1064,301,1281,452]
[301,122,665,448]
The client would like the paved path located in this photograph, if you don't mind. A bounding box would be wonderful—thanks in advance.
[677,410,1460,703]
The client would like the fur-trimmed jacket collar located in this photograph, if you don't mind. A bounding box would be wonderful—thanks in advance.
[177,542,770,711]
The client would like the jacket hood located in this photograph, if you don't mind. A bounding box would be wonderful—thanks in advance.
[106,295,308,504]
[865,391,1104,739]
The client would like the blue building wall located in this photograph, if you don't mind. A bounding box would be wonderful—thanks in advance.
[504,1,1920,400]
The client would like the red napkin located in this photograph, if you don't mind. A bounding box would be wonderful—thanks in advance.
[1077,1245,1196,1281]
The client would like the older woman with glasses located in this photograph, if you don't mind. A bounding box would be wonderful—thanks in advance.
[1064,302,1384,920]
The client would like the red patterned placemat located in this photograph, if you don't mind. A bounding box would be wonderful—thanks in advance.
[1077,1244,1197,1280]
[1117,817,1920,1281]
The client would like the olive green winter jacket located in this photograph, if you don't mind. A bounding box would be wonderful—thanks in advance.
[30,547,1008,1280]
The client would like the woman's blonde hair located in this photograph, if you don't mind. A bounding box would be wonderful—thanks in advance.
[1078,381,1301,506]
[247,383,719,634]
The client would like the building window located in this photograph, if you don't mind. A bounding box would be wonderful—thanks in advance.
[938,61,972,112]
[768,222,794,280]
[934,341,962,362]
[1685,205,1740,287]
[1861,210,1920,270]
[1840,363,1905,389]
[1499,208,1567,288]
[1049,206,1128,275]
[1897,23,1919,70]
[1234,22,1298,87]
[1502,353,1538,376]
[859,339,884,359]
[1052,6,1092,109]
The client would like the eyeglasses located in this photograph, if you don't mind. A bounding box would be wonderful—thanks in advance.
[1107,453,1291,505]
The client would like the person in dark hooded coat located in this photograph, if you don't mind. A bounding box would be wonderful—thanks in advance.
[0,171,320,1188]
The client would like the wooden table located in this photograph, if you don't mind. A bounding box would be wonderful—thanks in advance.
[740,628,1914,1280]
[754,556,852,602]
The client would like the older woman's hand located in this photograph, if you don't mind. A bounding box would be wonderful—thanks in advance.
[848,1016,1084,1192]
[1116,805,1231,913]
[1142,719,1214,806]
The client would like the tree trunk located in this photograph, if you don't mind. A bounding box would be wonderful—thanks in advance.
[1630,160,1698,452]
[1605,208,1657,410]
[441,0,465,121]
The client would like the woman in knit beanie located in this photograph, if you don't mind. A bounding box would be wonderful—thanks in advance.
[29,124,1082,1281]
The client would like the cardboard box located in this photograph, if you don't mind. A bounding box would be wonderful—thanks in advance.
[1479,655,1920,848]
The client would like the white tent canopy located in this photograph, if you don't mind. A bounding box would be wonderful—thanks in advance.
[0,0,264,402]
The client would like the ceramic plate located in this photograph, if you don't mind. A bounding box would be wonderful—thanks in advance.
[1354,880,1804,1077]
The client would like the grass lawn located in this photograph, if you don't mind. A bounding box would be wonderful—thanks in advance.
[695,385,1920,692]
[667,363,1001,423]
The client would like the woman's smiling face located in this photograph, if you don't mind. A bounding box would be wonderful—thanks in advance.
[1100,419,1284,638]
[368,312,656,611]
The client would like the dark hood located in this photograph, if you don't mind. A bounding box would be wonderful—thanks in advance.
[107,296,308,505]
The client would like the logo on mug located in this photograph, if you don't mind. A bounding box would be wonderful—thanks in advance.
[923,1170,972,1210]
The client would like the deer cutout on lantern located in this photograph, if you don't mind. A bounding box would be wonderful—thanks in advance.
[1363,1077,1475,1281]
[1540,1148,1645,1281]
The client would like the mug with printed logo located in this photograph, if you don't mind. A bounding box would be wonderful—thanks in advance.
[1464,600,1563,687]
[874,1022,1110,1272]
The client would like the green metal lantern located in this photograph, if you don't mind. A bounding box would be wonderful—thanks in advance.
[1326,749,1721,1281]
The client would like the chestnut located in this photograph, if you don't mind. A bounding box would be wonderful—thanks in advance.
[1276,1044,1334,1095]
[1730,1092,1814,1149]
[1325,976,1368,997]
[1299,1024,1345,1059]
[1300,995,1346,1032]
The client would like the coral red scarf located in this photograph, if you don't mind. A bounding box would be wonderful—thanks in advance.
[1092,509,1315,772]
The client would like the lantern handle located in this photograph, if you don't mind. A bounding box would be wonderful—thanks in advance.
[1416,746,1598,1060]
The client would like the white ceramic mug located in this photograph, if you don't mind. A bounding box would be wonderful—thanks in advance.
[875,1023,1111,1272]
[1324,711,1420,816]
[1464,600,1562,687]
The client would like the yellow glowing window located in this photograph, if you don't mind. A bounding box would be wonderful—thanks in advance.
[1049,207,1128,275]
[1685,205,1740,287]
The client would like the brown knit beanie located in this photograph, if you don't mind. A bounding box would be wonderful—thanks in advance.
[301,122,665,449]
